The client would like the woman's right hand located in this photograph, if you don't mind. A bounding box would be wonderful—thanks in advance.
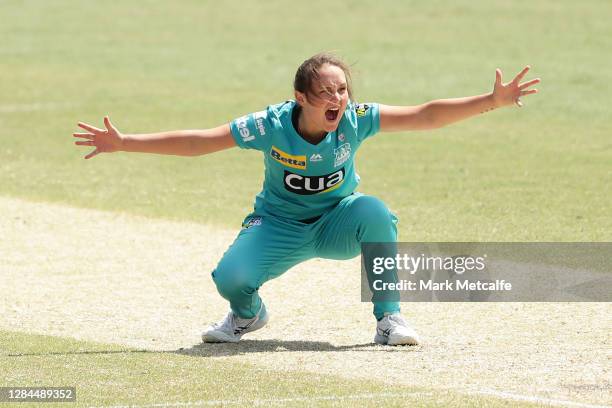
[73,116,124,159]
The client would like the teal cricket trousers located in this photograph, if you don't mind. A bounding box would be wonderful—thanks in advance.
[211,193,400,320]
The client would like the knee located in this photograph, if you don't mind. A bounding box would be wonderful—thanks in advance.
[351,195,397,242]
[352,195,394,225]
[211,260,258,300]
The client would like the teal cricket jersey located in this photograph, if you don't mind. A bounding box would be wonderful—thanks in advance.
[229,100,380,220]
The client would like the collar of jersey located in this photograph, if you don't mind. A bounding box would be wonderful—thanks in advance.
[288,101,334,148]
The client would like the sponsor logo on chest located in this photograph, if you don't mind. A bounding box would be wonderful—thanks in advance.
[270,146,307,170]
[284,168,345,195]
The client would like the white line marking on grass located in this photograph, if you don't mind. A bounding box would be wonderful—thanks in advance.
[88,392,432,408]
[474,389,611,408]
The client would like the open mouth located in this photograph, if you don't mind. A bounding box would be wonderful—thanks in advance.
[325,108,339,121]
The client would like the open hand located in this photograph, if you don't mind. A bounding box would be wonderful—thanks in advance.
[73,116,123,160]
[493,66,540,108]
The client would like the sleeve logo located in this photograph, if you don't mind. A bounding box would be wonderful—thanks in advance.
[236,116,255,143]
[254,111,267,136]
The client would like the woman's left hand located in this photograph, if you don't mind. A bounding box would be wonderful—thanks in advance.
[492,66,540,108]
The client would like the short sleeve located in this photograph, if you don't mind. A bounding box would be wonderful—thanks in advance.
[229,109,271,151]
[355,102,380,142]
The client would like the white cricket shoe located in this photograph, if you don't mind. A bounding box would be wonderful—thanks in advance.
[202,304,268,343]
[374,313,420,346]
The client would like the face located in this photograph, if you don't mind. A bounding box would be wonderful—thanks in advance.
[295,63,350,134]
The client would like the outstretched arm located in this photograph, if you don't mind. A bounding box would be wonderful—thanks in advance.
[73,117,236,159]
[379,66,540,132]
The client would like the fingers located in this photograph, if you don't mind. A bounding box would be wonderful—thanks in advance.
[73,132,94,140]
[76,137,99,158]
[75,140,95,146]
[104,116,117,133]
[75,119,111,159]
[84,148,99,160]
[513,89,538,109]
[519,78,540,90]
[77,122,104,134]
[495,68,502,86]
[512,65,531,84]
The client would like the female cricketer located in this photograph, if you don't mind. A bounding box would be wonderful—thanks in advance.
[74,53,539,346]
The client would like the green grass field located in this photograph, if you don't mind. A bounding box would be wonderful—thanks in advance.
[1,1,611,407]
[2,0,610,240]
[1,330,540,407]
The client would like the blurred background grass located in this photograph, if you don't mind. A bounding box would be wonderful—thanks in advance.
[1,0,610,240]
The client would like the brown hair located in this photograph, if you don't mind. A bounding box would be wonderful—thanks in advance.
[293,52,353,101]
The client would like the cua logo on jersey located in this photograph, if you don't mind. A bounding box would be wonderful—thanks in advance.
[284,168,345,195]
[270,146,307,170]
[333,143,351,167]
[236,116,255,143]
[355,104,370,117]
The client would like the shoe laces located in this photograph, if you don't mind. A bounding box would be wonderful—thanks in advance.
[214,312,255,335]
[213,312,236,331]
[387,313,409,328]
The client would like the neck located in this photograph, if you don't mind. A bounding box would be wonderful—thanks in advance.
[297,109,326,143]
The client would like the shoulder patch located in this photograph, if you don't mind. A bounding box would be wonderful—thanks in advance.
[355,103,370,117]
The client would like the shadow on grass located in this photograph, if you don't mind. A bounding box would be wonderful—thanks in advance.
[177,339,422,357]
[6,339,421,358]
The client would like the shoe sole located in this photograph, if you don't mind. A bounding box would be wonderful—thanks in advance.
[387,333,420,346]
[202,330,241,343]
[374,333,420,346]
